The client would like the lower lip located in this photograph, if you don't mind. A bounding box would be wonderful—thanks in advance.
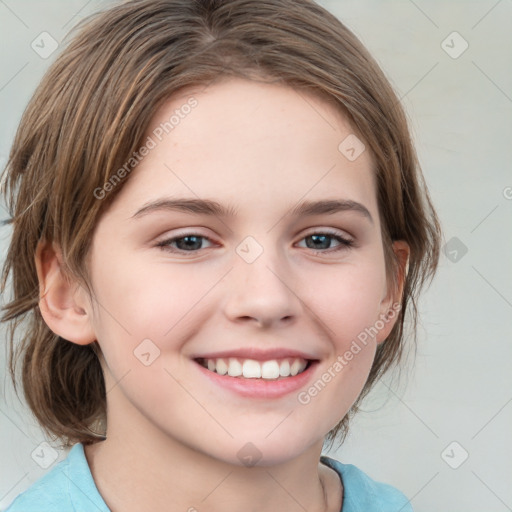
[194,360,318,399]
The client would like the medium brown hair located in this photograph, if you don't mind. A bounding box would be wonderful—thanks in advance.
[1,0,441,448]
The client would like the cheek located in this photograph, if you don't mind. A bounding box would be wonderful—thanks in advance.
[89,251,206,335]
[87,252,224,381]
[308,261,386,345]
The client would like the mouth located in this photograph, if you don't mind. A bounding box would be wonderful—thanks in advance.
[194,356,314,380]
[191,348,320,398]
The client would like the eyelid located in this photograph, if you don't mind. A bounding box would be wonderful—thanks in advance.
[155,226,353,244]
[300,226,353,240]
[155,226,356,256]
[155,229,217,247]
[155,227,213,240]
[294,228,355,254]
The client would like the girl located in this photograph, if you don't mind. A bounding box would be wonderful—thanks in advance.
[1,0,441,510]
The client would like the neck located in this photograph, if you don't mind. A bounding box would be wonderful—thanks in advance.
[84,405,341,512]
[83,367,343,512]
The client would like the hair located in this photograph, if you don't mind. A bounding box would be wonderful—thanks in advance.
[1,0,441,448]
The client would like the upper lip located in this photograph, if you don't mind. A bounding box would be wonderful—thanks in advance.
[192,348,320,361]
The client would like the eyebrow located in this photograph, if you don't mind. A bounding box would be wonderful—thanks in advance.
[132,197,373,224]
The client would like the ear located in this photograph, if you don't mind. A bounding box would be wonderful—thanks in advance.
[375,240,410,344]
[35,240,96,345]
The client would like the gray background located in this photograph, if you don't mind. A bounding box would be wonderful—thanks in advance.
[1,1,511,510]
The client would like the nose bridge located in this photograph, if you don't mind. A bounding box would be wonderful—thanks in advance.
[223,234,301,326]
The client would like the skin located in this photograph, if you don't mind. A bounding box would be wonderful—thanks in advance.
[36,76,409,512]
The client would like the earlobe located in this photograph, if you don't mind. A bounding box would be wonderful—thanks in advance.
[35,240,96,346]
[376,240,410,344]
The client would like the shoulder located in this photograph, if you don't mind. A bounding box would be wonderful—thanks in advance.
[320,455,414,512]
[5,443,109,512]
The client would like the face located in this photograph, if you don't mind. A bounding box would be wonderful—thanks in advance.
[80,77,403,465]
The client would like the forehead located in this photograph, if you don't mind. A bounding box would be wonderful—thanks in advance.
[109,77,378,223]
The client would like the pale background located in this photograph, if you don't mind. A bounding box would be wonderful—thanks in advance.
[1,1,511,510]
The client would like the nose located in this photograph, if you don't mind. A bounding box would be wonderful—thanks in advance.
[222,247,302,329]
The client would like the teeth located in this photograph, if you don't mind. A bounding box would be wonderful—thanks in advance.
[227,358,242,377]
[243,360,261,378]
[290,359,302,376]
[279,360,291,377]
[200,357,308,379]
[216,358,228,375]
[261,360,280,379]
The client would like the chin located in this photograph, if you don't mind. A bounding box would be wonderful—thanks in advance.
[219,430,323,468]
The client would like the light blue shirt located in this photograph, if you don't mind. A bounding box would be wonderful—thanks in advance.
[5,443,413,511]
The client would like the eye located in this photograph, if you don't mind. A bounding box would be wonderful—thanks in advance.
[156,233,215,253]
[296,230,354,253]
[155,229,354,255]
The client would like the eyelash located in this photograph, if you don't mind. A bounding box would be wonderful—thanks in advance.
[155,229,355,255]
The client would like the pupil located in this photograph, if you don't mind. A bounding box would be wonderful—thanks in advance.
[308,234,329,250]
[179,236,201,250]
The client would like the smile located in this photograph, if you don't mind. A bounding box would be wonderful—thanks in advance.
[192,348,320,398]
[196,357,309,380]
